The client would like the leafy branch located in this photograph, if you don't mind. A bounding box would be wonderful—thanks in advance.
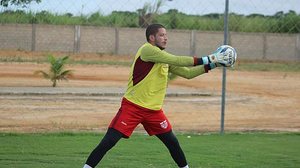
[34,55,73,87]
[0,0,41,7]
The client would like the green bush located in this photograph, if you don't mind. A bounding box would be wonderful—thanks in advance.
[0,10,299,33]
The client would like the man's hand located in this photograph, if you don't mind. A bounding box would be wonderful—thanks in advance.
[208,45,237,67]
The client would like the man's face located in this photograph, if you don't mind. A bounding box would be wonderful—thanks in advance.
[152,28,168,49]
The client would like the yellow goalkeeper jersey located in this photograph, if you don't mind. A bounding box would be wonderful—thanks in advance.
[124,43,206,110]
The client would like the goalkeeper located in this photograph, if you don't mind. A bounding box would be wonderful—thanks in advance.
[83,23,235,168]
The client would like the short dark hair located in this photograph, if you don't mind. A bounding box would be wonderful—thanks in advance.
[145,24,165,42]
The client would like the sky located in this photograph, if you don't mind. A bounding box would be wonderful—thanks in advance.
[1,0,300,16]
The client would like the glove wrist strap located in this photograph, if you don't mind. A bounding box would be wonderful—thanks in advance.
[204,63,217,73]
[194,56,211,66]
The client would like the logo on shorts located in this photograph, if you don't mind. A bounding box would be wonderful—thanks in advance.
[160,120,168,129]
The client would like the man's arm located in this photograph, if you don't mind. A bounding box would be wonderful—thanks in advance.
[141,43,237,68]
[169,64,216,79]
[140,44,197,66]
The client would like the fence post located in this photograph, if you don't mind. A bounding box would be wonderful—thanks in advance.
[31,24,36,51]
[296,34,300,61]
[190,30,196,56]
[220,0,229,135]
[74,25,81,53]
[262,34,267,60]
[114,27,119,55]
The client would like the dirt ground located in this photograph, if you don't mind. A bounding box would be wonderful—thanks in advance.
[0,52,299,133]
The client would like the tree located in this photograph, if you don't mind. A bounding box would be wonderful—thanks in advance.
[137,0,164,28]
[0,0,41,7]
[34,55,73,87]
[167,9,179,29]
[274,11,284,18]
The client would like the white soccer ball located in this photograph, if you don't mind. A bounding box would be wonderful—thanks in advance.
[216,45,237,67]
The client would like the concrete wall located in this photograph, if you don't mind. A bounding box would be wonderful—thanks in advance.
[0,24,32,51]
[80,26,115,54]
[34,24,75,52]
[0,24,299,61]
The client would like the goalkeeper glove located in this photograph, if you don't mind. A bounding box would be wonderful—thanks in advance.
[195,45,237,67]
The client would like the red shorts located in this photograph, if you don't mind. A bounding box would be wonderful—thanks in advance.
[109,98,172,138]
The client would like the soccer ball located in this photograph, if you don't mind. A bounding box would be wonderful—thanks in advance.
[216,45,237,67]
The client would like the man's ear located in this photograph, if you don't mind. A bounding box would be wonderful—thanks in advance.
[149,34,155,42]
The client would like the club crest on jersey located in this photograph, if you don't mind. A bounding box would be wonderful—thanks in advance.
[160,120,168,129]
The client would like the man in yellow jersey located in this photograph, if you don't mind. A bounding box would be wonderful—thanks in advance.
[83,24,236,168]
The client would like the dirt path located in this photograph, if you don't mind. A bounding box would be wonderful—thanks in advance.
[0,62,299,133]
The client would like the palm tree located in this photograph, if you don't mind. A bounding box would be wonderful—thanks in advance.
[34,55,73,87]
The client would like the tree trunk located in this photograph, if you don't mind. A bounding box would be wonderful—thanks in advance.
[52,80,57,87]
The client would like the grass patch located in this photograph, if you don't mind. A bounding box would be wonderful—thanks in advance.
[0,132,299,168]
[234,61,300,72]
[69,59,132,66]
[0,56,132,66]
[0,56,47,63]
[0,56,299,72]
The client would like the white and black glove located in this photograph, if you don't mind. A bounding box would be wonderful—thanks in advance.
[207,45,237,67]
